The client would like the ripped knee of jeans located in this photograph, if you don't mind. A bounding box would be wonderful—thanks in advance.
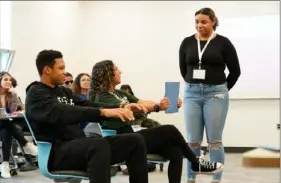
[188,142,201,148]
[208,142,222,150]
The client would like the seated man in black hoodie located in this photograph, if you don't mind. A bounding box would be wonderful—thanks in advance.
[25,50,148,183]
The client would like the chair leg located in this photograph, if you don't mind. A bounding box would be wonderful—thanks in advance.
[159,163,164,172]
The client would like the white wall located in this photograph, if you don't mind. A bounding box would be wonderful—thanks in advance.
[9,1,280,147]
[0,1,12,49]
[80,1,280,99]
[10,1,83,99]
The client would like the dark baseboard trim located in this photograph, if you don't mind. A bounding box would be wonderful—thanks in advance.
[224,147,255,153]
[201,146,255,153]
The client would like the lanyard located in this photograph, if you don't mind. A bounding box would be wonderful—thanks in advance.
[197,31,215,69]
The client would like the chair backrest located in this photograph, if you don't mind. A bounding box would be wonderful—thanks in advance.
[83,123,103,137]
[23,112,38,144]
[84,123,117,137]
[97,123,117,137]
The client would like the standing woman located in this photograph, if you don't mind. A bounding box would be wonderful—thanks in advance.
[179,8,241,183]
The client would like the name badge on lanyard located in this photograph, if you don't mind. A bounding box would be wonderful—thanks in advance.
[193,31,215,80]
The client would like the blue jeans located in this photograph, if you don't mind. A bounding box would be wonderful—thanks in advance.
[183,82,229,182]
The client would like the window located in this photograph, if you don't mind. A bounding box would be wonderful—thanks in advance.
[0,49,15,72]
[0,1,13,72]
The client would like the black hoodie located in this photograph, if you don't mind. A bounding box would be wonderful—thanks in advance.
[25,81,119,144]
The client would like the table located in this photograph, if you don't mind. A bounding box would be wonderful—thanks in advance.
[0,113,24,121]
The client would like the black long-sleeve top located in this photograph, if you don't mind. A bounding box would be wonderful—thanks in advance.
[179,34,241,90]
[25,81,119,143]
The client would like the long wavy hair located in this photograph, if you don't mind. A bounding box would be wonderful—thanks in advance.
[88,60,115,100]
[0,72,13,109]
[72,73,90,95]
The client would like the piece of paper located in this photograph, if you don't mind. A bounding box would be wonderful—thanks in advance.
[131,125,147,132]
[165,82,180,114]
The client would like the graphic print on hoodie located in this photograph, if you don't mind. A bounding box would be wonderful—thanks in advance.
[25,81,119,143]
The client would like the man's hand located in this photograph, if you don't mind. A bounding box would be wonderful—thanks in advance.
[159,97,170,111]
[177,98,182,108]
[124,103,148,114]
[100,108,135,122]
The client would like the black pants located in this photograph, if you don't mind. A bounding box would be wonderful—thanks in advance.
[116,124,198,183]
[0,120,28,161]
[49,133,148,183]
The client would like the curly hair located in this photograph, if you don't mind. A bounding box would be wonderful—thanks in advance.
[88,60,115,100]
[72,73,90,95]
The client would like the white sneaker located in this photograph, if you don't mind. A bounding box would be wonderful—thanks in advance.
[23,142,37,156]
[0,162,11,179]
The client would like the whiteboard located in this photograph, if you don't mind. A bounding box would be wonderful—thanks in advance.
[217,15,280,99]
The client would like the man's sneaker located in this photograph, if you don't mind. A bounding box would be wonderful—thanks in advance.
[23,142,37,156]
[0,162,11,179]
[191,157,223,174]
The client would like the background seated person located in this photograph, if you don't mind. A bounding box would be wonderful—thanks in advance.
[120,84,153,122]
[89,60,224,183]
[120,84,134,96]
[11,77,24,110]
[10,76,38,171]
[63,72,73,89]
[73,73,90,100]
[72,73,91,129]
[119,84,157,174]
[0,72,37,179]
[10,77,27,131]
[25,49,149,183]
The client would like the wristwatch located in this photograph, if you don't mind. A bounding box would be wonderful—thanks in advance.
[154,104,160,112]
